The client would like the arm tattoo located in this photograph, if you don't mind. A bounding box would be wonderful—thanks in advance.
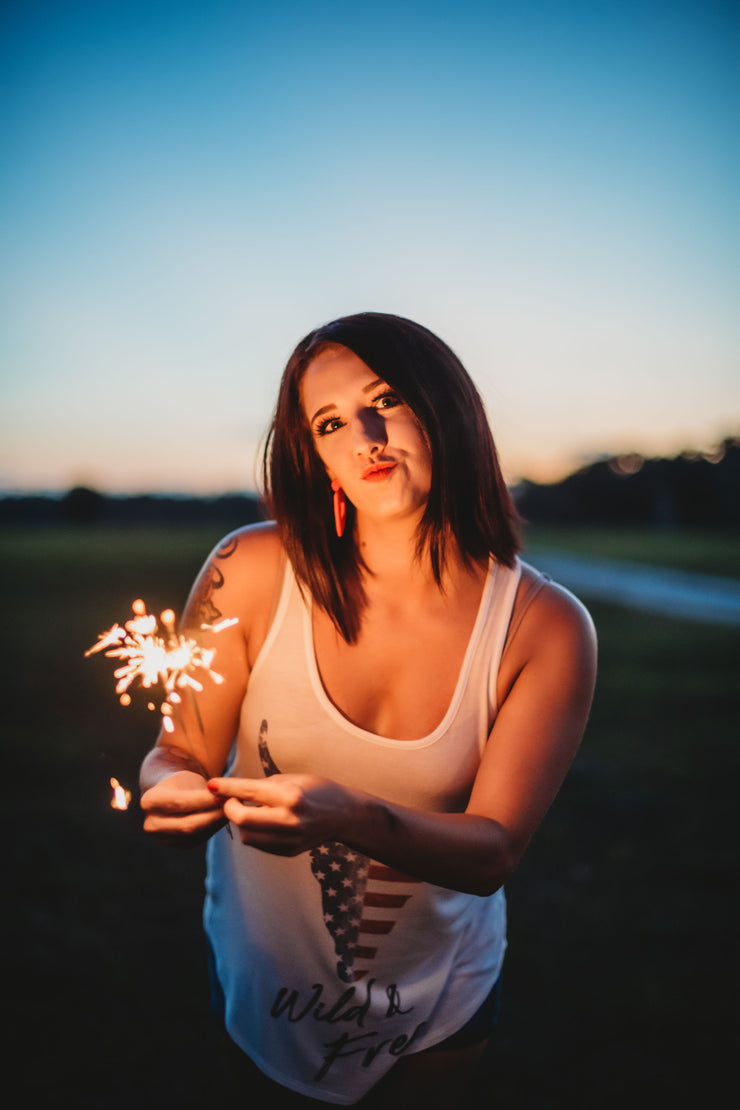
[189,534,238,624]
[216,535,238,559]
[191,564,225,624]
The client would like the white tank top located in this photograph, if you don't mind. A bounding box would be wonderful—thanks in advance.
[205,555,521,1104]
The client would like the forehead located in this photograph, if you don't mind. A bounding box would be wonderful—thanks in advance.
[300,345,382,413]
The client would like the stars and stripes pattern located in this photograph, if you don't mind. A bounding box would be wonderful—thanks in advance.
[258,719,420,983]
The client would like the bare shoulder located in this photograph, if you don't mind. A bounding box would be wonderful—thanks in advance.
[184,521,285,633]
[501,563,597,699]
[519,564,597,648]
[212,520,283,579]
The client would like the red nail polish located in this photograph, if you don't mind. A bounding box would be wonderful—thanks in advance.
[207,782,220,794]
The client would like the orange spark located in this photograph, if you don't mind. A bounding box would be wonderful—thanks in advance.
[110,777,132,811]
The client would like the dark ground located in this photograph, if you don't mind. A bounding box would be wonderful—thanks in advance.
[4,525,738,1108]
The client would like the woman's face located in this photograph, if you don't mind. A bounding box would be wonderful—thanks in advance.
[300,344,432,525]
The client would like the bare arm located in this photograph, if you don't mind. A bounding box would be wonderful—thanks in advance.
[210,581,597,892]
[139,524,282,844]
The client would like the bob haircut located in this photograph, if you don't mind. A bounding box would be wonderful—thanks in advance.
[263,312,521,642]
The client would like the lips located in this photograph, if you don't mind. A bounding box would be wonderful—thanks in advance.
[361,462,396,481]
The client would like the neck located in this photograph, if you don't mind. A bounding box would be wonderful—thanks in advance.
[353,513,473,594]
[354,510,423,574]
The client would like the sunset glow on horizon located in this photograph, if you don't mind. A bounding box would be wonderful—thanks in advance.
[1,1,737,497]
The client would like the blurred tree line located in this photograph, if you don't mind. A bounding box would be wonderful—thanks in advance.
[514,437,739,528]
[0,489,265,528]
[1,436,738,530]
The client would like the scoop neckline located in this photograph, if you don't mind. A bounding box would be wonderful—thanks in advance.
[303,559,499,748]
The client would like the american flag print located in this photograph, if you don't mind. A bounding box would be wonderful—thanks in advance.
[257,719,420,983]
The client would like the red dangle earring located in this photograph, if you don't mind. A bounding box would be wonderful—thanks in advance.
[330,479,346,538]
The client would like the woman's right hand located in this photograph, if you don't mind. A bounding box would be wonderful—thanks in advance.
[140,771,227,847]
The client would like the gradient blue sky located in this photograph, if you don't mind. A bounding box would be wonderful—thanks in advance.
[2,0,737,494]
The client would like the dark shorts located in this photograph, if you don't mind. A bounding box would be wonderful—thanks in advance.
[432,974,502,1051]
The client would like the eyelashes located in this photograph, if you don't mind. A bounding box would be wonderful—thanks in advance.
[375,389,402,411]
[315,415,343,437]
[314,389,402,438]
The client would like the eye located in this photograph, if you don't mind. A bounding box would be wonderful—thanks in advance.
[373,390,402,411]
[315,415,344,437]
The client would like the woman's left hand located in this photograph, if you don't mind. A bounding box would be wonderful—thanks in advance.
[207,774,351,855]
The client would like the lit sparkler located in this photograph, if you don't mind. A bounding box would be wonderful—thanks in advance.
[87,600,238,811]
[86,598,237,731]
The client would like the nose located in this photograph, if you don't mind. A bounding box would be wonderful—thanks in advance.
[351,408,387,455]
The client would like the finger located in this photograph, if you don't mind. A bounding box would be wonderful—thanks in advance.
[143,807,226,839]
[208,777,298,807]
[141,789,222,815]
[146,817,229,849]
[236,828,304,856]
[221,795,298,829]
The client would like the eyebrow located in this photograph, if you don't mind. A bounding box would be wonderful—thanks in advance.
[309,378,386,425]
[363,377,385,393]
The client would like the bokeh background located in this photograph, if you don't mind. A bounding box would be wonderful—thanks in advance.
[3,2,738,1107]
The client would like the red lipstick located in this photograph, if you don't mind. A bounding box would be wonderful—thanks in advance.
[362,462,396,481]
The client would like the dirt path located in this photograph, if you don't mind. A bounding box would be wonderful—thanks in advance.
[525,549,740,626]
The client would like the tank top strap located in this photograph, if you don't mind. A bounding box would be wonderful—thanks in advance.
[501,560,552,661]
[480,557,522,721]
[247,553,300,686]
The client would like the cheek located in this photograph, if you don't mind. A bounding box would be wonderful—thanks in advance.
[418,440,434,493]
[311,436,338,479]
[410,422,433,470]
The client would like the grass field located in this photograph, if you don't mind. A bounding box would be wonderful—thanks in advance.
[4,524,738,1108]
[522,523,740,578]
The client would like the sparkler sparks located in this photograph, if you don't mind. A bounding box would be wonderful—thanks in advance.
[86,598,237,737]
[110,777,132,810]
[88,599,237,818]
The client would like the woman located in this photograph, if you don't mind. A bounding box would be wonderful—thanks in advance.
[140,312,597,1107]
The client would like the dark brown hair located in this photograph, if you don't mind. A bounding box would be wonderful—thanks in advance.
[263,312,520,641]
